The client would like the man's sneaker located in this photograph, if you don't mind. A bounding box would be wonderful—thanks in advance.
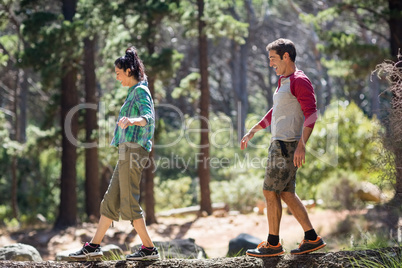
[246,241,285,258]
[69,242,103,259]
[126,245,160,260]
[290,236,326,255]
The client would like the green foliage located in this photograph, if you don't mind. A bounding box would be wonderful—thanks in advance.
[316,171,363,210]
[28,31,80,81]
[0,113,62,226]
[178,0,248,44]
[17,125,61,223]
[346,228,402,267]
[211,175,263,213]
[317,33,387,79]
[0,34,17,65]
[328,211,399,252]
[203,1,249,44]
[0,205,13,226]
[0,113,12,213]
[153,102,385,213]
[143,48,184,83]
[172,72,201,103]
[0,0,396,228]
[297,101,383,200]
[3,217,19,229]
[0,96,388,222]
[20,6,83,88]
[301,0,390,80]
[93,0,184,106]
[351,248,402,268]
[154,176,193,211]
[153,111,268,212]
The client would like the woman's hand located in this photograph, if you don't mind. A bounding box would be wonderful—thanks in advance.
[118,117,147,129]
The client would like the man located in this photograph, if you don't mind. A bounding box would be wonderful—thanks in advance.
[240,38,326,257]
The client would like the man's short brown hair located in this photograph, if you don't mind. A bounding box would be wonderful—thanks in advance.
[266,38,297,62]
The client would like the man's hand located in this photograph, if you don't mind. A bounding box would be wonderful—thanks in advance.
[240,132,254,150]
[240,124,263,150]
[293,127,313,167]
[293,142,306,168]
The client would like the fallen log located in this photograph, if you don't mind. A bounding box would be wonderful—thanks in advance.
[1,247,400,268]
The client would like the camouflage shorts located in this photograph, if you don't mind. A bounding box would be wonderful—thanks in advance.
[263,140,298,194]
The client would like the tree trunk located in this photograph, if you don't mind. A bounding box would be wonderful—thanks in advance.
[11,68,19,220]
[84,36,100,220]
[230,41,241,139]
[237,43,249,141]
[395,147,402,196]
[388,0,402,60]
[230,43,248,141]
[55,66,78,228]
[387,0,402,200]
[141,16,158,225]
[8,19,29,221]
[11,156,19,219]
[229,0,254,142]
[55,0,78,229]
[197,0,212,215]
[55,68,78,229]
[392,57,402,197]
[370,75,381,118]
[100,165,113,197]
[18,69,27,143]
[143,75,157,225]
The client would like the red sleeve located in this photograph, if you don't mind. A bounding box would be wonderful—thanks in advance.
[290,75,317,129]
[258,108,273,129]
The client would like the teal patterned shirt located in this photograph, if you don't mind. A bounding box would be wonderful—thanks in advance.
[111,81,155,152]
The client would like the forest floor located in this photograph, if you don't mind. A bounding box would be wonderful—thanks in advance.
[0,208,362,261]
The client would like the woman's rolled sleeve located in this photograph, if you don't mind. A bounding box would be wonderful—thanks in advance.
[134,87,155,126]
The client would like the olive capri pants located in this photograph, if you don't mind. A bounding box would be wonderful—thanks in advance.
[100,142,149,222]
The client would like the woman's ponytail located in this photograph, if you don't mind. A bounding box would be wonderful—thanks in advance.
[115,46,146,81]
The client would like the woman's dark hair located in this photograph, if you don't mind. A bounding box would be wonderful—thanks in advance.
[114,46,147,81]
[266,38,297,62]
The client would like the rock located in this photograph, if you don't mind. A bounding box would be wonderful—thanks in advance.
[212,209,228,218]
[55,244,124,261]
[157,203,228,217]
[356,181,383,202]
[36,214,47,224]
[0,243,42,261]
[149,238,207,259]
[255,199,266,215]
[227,233,261,257]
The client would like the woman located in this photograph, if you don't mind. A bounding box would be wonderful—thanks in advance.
[69,46,159,260]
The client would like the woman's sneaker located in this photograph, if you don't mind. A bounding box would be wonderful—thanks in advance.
[126,245,160,260]
[290,236,326,255]
[246,241,285,257]
[69,242,103,259]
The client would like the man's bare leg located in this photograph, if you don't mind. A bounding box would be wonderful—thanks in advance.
[264,190,282,235]
[280,191,313,231]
